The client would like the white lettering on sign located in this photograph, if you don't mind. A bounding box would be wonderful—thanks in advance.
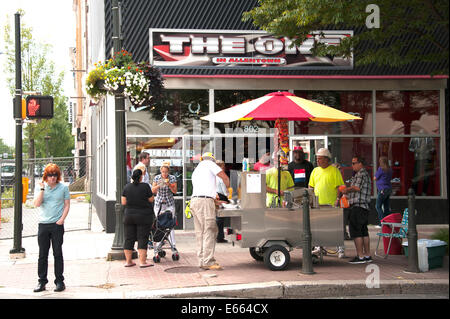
[221,37,246,54]
[160,33,349,55]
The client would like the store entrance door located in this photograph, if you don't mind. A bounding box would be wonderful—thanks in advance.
[289,136,327,165]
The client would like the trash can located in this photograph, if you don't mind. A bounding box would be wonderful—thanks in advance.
[381,213,403,255]
[403,239,447,271]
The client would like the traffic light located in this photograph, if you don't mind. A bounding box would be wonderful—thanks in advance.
[25,95,54,119]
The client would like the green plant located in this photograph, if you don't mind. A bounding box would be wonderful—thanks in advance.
[85,63,107,99]
[85,50,164,107]
[431,228,449,255]
[1,188,15,208]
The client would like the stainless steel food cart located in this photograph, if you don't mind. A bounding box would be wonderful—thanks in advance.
[217,171,344,270]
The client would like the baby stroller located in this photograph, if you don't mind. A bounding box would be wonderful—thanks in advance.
[149,208,180,263]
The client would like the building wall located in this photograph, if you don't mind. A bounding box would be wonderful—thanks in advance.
[95,0,448,227]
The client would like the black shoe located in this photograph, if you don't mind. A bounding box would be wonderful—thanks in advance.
[216,239,228,243]
[348,256,366,264]
[33,283,46,293]
[54,282,65,292]
[364,256,373,263]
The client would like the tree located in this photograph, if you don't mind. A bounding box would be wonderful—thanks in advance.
[243,0,449,74]
[0,138,14,157]
[3,10,74,159]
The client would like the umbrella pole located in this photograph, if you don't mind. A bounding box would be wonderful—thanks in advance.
[277,152,281,207]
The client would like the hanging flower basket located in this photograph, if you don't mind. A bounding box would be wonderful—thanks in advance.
[86,50,164,108]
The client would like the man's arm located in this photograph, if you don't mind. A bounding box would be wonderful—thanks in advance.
[217,170,230,188]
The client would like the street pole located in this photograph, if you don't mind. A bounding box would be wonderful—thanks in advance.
[10,12,25,258]
[107,0,129,260]
[301,189,314,274]
[405,188,420,273]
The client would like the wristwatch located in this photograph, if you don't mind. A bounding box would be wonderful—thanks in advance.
[40,188,45,191]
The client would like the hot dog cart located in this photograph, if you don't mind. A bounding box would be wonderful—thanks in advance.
[218,171,344,270]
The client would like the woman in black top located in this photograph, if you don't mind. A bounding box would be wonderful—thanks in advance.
[121,169,154,268]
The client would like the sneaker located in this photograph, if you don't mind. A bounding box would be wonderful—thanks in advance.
[201,263,223,270]
[364,256,373,263]
[348,256,366,264]
[312,246,321,254]
[338,252,346,259]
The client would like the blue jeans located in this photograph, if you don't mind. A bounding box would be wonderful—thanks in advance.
[376,188,392,224]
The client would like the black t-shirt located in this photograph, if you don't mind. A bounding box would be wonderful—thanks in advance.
[288,160,314,188]
[122,182,153,215]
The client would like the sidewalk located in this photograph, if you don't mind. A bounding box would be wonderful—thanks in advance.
[0,212,448,299]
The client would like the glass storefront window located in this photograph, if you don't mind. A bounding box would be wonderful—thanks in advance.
[294,91,373,135]
[127,136,184,195]
[376,137,440,196]
[214,90,277,134]
[126,90,209,135]
[376,91,439,135]
[327,137,374,195]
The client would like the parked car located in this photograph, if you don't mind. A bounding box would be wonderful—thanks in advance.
[1,163,15,192]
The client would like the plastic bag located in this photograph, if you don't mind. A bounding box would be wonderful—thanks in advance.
[184,200,192,219]
[340,195,349,208]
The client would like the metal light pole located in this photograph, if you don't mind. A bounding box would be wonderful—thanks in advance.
[405,188,420,273]
[10,12,25,258]
[107,0,129,260]
[301,189,314,274]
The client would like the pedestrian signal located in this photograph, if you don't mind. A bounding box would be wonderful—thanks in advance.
[26,95,54,119]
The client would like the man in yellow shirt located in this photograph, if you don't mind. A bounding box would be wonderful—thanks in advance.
[308,148,346,258]
[266,152,294,207]
[309,148,344,205]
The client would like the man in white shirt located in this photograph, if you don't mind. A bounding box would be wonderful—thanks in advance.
[133,152,150,185]
[190,152,230,270]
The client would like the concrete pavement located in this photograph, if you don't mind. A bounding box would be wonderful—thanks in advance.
[0,210,448,299]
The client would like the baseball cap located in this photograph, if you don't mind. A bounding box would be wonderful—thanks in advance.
[201,152,216,162]
[316,148,332,159]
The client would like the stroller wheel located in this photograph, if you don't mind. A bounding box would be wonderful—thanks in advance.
[159,250,166,258]
[153,255,161,263]
[172,253,180,261]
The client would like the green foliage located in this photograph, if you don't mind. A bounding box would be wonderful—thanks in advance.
[243,0,449,74]
[0,138,14,156]
[86,50,164,107]
[431,228,449,255]
[2,10,74,158]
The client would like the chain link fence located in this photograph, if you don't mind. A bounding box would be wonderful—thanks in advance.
[0,156,92,240]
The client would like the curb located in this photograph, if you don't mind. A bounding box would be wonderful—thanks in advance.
[141,279,449,299]
[0,279,447,299]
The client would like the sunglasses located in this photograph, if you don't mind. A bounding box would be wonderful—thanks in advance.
[47,173,58,177]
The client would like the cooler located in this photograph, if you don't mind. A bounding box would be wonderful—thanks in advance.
[403,239,447,271]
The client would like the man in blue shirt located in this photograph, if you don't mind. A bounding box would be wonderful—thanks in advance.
[33,163,70,293]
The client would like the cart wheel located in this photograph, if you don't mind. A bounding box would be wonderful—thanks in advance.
[153,255,161,263]
[249,247,264,261]
[172,253,180,261]
[159,250,166,258]
[263,245,290,271]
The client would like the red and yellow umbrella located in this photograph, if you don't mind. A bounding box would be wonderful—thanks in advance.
[201,91,362,123]
[201,91,361,207]
[202,91,361,164]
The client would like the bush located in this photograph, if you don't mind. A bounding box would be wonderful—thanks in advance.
[431,228,449,255]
